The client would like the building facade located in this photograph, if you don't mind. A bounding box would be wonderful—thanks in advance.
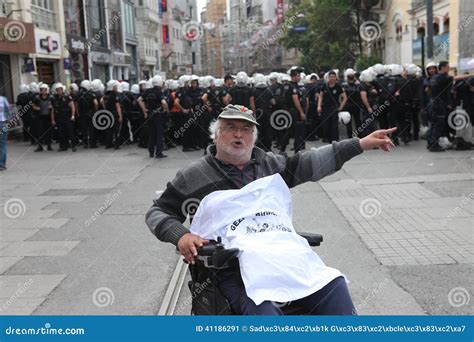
[200,0,226,76]
[381,0,471,72]
[136,0,162,79]
[1,0,71,102]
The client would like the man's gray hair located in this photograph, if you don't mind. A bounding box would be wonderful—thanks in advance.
[209,119,258,143]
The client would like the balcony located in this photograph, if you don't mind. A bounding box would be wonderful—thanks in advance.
[135,7,160,24]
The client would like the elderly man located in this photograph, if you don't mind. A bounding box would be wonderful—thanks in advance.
[146,104,395,315]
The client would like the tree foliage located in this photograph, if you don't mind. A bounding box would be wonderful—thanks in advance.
[280,0,379,72]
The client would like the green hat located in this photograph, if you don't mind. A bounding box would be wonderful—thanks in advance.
[218,105,259,125]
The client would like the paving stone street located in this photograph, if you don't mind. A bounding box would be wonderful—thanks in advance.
[0,138,472,316]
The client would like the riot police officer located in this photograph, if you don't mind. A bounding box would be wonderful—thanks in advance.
[342,69,361,138]
[229,71,255,112]
[427,61,471,151]
[387,64,409,145]
[372,64,391,129]
[303,73,321,141]
[318,70,347,143]
[51,83,77,152]
[358,69,378,138]
[101,80,123,150]
[126,84,145,147]
[138,75,169,158]
[77,80,99,148]
[175,75,195,152]
[188,75,207,150]
[253,73,275,151]
[118,82,132,146]
[32,83,54,152]
[280,66,307,153]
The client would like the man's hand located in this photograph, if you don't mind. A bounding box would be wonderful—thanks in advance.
[177,233,209,264]
[360,127,397,152]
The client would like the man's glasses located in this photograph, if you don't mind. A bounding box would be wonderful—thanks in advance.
[220,125,254,134]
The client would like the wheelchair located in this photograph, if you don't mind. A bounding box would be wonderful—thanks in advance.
[187,233,324,315]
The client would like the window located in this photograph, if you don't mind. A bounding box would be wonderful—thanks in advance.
[443,18,449,33]
[162,25,169,43]
[31,0,57,30]
[123,1,136,36]
[88,0,107,48]
[417,27,425,39]
[64,0,85,37]
[108,0,123,51]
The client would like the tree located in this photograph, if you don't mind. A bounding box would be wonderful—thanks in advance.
[280,0,379,72]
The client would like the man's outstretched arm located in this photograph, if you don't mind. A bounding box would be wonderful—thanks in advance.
[281,128,396,187]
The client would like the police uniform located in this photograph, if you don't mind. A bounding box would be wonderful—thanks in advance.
[77,89,98,148]
[426,72,453,149]
[304,81,321,141]
[206,86,223,119]
[125,92,145,147]
[320,82,344,142]
[358,81,377,137]
[397,75,421,143]
[373,74,391,129]
[453,77,474,149]
[103,90,122,149]
[33,94,53,150]
[342,80,362,138]
[119,92,131,145]
[142,86,167,157]
[280,81,306,152]
[386,74,405,144]
[229,85,253,108]
[272,82,289,148]
[253,85,274,151]
[52,94,77,151]
[188,86,206,149]
[176,87,194,151]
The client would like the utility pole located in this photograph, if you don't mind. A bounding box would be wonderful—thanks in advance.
[426,0,434,59]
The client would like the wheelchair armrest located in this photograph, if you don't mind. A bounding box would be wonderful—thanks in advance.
[198,243,218,256]
[298,232,323,246]
[196,237,240,269]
